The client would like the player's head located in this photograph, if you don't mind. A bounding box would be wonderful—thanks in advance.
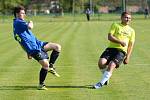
[14,6,25,20]
[121,12,131,25]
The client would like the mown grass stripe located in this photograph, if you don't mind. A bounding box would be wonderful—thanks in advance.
[0,16,150,100]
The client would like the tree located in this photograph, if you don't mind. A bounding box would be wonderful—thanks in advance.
[0,0,30,15]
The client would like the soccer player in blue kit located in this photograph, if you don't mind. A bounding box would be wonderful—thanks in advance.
[13,6,61,90]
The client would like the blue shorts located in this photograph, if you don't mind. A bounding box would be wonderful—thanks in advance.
[100,48,126,68]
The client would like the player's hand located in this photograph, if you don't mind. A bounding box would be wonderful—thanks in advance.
[27,54,32,59]
[28,21,33,29]
[123,57,129,64]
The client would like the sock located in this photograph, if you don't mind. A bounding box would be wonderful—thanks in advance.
[49,50,59,67]
[39,68,48,85]
[100,71,112,85]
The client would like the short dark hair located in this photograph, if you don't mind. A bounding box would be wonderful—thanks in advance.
[121,12,131,17]
[13,6,25,18]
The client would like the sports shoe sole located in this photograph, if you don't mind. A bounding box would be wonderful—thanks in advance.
[93,82,103,89]
[104,80,109,85]
[38,85,48,90]
[48,70,60,77]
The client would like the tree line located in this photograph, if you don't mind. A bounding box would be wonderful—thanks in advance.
[0,0,149,15]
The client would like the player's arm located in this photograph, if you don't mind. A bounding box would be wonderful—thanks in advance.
[28,21,33,29]
[108,33,126,47]
[108,23,126,47]
[123,41,134,64]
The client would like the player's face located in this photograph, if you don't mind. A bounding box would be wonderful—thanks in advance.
[17,10,26,20]
[121,14,131,25]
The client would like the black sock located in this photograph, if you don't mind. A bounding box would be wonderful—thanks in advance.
[39,68,48,85]
[49,50,59,66]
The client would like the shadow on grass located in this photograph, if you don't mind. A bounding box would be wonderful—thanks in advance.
[0,85,94,90]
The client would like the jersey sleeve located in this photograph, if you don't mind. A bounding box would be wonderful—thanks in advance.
[16,20,28,33]
[20,21,28,30]
[129,29,135,43]
[109,23,116,35]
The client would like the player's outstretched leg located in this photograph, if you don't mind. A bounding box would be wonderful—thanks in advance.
[44,43,61,77]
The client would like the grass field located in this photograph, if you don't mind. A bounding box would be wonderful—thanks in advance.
[0,15,150,100]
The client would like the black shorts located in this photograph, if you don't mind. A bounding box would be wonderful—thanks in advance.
[100,48,126,68]
[31,50,49,61]
[31,42,49,61]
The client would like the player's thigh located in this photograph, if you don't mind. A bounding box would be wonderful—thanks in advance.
[99,48,112,66]
[44,42,61,52]
[112,51,125,68]
[31,50,49,61]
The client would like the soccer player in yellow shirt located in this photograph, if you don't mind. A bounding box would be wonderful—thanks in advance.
[93,12,135,89]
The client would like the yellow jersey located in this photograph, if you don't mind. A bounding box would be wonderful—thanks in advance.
[108,22,135,53]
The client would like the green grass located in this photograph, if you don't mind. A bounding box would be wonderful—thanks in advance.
[0,15,150,100]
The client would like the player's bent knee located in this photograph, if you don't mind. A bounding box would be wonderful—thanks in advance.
[39,59,49,70]
[42,64,49,70]
[98,60,107,68]
[55,44,61,52]
[42,66,49,70]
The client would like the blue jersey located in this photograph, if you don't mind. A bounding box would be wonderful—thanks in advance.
[13,18,45,55]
